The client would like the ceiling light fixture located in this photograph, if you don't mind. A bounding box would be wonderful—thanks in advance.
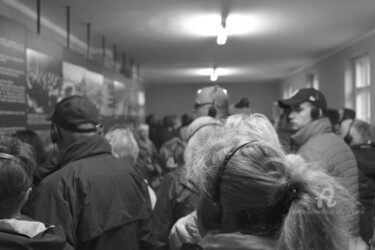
[210,67,218,81]
[217,21,228,45]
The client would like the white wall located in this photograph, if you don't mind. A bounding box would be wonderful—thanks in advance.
[145,82,280,120]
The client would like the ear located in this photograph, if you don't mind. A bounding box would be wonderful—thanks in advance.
[21,187,32,206]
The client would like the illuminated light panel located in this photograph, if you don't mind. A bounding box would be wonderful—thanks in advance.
[180,14,266,37]
[217,25,228,45]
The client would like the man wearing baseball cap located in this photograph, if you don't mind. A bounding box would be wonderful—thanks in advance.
[278,88,362,240]
[25,95,154,249]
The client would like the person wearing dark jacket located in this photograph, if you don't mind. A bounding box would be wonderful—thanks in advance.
[24,95,154,250]
[151,137,200,249]
[341,119,375,243]
[0,135,67,250]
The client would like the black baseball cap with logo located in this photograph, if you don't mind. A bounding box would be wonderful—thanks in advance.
[278,88,327,112]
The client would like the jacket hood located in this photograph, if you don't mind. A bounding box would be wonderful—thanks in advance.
[291,117,332,146]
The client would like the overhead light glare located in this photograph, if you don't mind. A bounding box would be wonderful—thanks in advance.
[217,23,227,45]
[210,68,218,81]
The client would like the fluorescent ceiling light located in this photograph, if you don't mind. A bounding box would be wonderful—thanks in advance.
[217,24,228,45]
[210,68,218,81]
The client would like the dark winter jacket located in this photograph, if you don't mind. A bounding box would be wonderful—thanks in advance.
[351,143,375,242]
[25,135,154,250]
[151,165,199,248]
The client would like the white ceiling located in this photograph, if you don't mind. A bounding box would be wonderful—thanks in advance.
[10,0,375,84]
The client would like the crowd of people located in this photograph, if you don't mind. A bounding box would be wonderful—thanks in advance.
[0,85,374,250]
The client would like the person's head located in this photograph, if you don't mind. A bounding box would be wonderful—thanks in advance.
[224,113,282,151]
[13,130,46,165]
[181,114,193,127]
[326,108,340,134]
[278,88,327,131]
[184,116,222,163]
[137,124,149,141]
[146,114,156,126]
[340,119,371,145]
[187,115,354,250]
[234,97,250,109]
[0,136,35,219]
[194,85,229,119]
[49,95,102,150]
[105,126,139,165]
[339,108,356,124]
[159,137,186,170]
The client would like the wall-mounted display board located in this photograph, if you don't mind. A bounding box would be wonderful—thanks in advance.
[0,14,143,136]
[0,15,27,134]
[26,48,62,127]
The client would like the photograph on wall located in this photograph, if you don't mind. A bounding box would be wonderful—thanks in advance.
[113,80,129,117]
[128,80,140,117]
[63,62,105,112]
[26,48,62,126]
[0,15,27,132]
[62,61,86,97]
[83,70,104,111]
[101,77,115,116]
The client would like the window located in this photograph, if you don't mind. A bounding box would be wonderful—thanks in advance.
[283,84,294,99]
[306,73,319,90]
[354,55,371,123]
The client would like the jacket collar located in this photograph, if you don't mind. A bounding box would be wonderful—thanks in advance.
[58,135,112,168]
[291,117,332,146]
[0,219,49,238]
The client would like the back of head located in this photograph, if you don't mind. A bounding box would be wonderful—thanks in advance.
[49,95,101,144]
[0,136,35,219]
[13,129,46,165]
[181,114,193,127]
[326,109,340,126]
[186,115,354,250]
[159,137,186,169]
[339,108,356,123]
[194,85,229,118]
[345,119,372,145]
[105,126,139,164]
[224,113,282,152]
[185,116,222,163]
[234,97,250,109]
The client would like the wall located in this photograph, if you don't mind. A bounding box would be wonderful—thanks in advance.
[145,82,280,120]
[281,32,375,124]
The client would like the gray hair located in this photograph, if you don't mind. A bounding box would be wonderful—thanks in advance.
[105,127,139,164]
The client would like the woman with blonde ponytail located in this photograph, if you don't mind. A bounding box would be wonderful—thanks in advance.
[183,114,360,250]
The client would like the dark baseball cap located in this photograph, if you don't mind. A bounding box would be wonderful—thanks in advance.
[278,88,327,111]
[49,95,100,132]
